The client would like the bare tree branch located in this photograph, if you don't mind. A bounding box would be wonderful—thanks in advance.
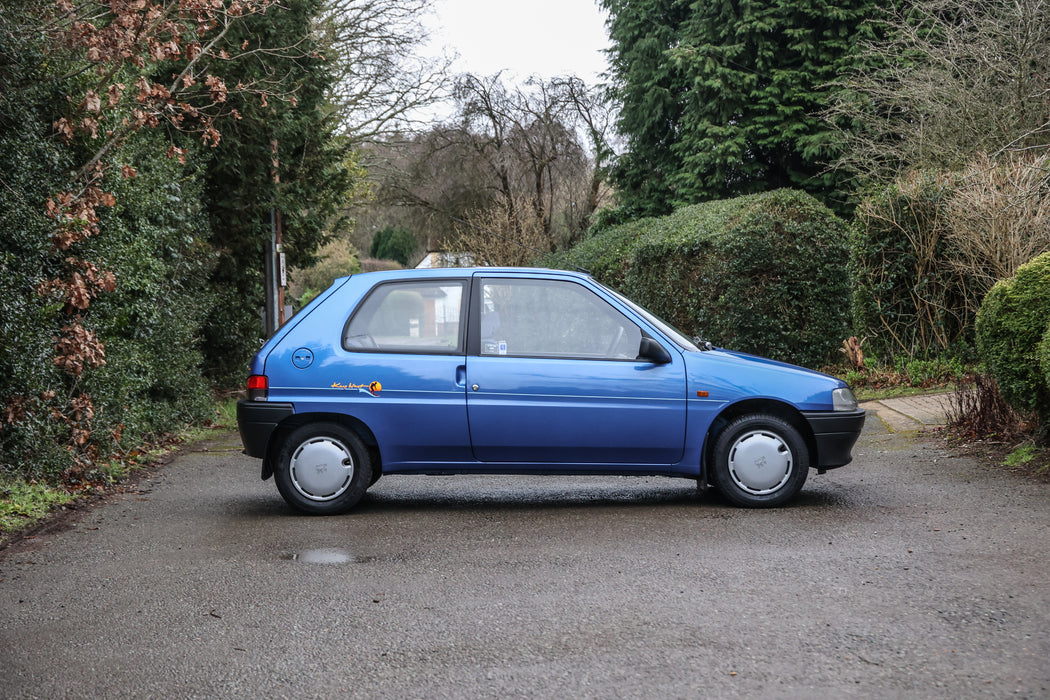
[317,0,453,141]
[826,0,1050,183]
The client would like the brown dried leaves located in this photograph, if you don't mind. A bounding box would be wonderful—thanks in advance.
[45,183,115,250]
[37,258,117,313]
[50,0,269,146]
[53,321,107,376]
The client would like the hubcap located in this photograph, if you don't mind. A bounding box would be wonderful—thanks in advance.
[289,436,354,501]
[727,429,792,495]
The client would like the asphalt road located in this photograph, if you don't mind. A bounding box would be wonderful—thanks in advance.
[1,413,1048,698]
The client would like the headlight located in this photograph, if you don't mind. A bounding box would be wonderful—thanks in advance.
[833,387,859,412]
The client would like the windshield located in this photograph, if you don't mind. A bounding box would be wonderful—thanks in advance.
[598,282,701,352]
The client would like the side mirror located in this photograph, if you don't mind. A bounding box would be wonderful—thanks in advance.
[638,336,672,364]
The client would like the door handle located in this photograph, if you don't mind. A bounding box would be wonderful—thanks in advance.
[455,365,466,387]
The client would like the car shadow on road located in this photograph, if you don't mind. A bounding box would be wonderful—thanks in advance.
[231,476,867,518]
[358,490,701,514]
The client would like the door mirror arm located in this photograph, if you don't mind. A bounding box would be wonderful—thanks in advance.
[638,336,672,364]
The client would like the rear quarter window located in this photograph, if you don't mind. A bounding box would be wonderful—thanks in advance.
[342,280,466,354]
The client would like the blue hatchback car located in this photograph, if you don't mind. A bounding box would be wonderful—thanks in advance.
[237,268,865,514]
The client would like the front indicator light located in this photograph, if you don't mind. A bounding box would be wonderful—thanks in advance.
[833,387,858,411]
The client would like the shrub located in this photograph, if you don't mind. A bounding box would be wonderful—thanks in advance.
[849,171,976,360]
[447,195,553,267]
[1042,324,1050,403]
[76,133,216,456]
[542,214,659,287]
[359,257,404,273]
[547,189,851,368]
[946,153,1050,294]
[893,355,968,387]
[975,251,1050,428]
[0,94,214,479]
[852,156,1050,363]
[945,373,1027,441]
[289,237,361,305]
[369,226,418,266]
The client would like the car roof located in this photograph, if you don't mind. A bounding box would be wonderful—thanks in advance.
[335,267,592,284]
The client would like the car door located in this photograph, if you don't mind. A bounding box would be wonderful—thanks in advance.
[334,278,471,468]
[465,275,687,467]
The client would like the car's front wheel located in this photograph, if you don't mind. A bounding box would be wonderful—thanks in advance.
[710,414,809,507]
[274,423,372,514]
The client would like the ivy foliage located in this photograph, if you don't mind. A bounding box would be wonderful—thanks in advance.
[975,252,1050,430]
[80,132,216,449]
[0,0,356,480]
[601,0,883,219]
[1041,325,1050,411]
[288,237,361,307]
[549,190,851,368]
[0,11,214,477]
[2,6,88,476]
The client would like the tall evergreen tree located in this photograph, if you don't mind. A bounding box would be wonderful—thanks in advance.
[603,0,882,216]
[602,0,692,219]
[200,0,358,385]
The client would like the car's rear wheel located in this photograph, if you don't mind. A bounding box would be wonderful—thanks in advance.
[710,414,809,507]
[274,423,372,514]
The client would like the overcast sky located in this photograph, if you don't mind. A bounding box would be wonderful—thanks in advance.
[423,0,611,84]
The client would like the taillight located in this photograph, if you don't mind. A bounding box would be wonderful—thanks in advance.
[247,374,268,401]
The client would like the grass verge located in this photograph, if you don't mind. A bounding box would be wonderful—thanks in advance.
[0,480,78,533]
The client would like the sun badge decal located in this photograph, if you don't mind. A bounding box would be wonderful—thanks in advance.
[368,381,382,396]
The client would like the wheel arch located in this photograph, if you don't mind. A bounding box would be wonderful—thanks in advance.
[702,398,816,480]
[262,411,381,481]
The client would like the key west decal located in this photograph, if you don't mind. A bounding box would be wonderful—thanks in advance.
[331,380,383,396]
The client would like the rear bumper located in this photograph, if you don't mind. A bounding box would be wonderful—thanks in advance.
[802,409,866,470]
[237,400,294,458]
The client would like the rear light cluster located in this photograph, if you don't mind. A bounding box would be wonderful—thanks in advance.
[247,374,268,401]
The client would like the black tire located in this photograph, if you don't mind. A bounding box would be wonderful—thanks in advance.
[274,422,372,515]
[710,413,809,508]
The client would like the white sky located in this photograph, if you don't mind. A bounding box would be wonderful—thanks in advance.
[424,0,611,84]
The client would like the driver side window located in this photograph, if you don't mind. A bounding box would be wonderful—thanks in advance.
[479,279,642,360]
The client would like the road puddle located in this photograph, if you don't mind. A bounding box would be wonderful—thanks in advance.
[280,548,373,565]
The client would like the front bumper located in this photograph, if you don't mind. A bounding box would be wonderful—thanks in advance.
[802,409,866,470]
[237,400,294,458]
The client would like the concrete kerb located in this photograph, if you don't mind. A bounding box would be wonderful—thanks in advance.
[861,393,952,433]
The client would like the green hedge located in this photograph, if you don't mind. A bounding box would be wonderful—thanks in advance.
[975,252,1050,427]
[549,214,658,288]
[1,0,351,480]
[1042,324,1050,408]
[547,190,851,368]
[370,226,418,266]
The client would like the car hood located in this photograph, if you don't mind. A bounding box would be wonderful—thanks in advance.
[682,347,845,411]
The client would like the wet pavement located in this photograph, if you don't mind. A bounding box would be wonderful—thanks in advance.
[1,402,1048,698]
